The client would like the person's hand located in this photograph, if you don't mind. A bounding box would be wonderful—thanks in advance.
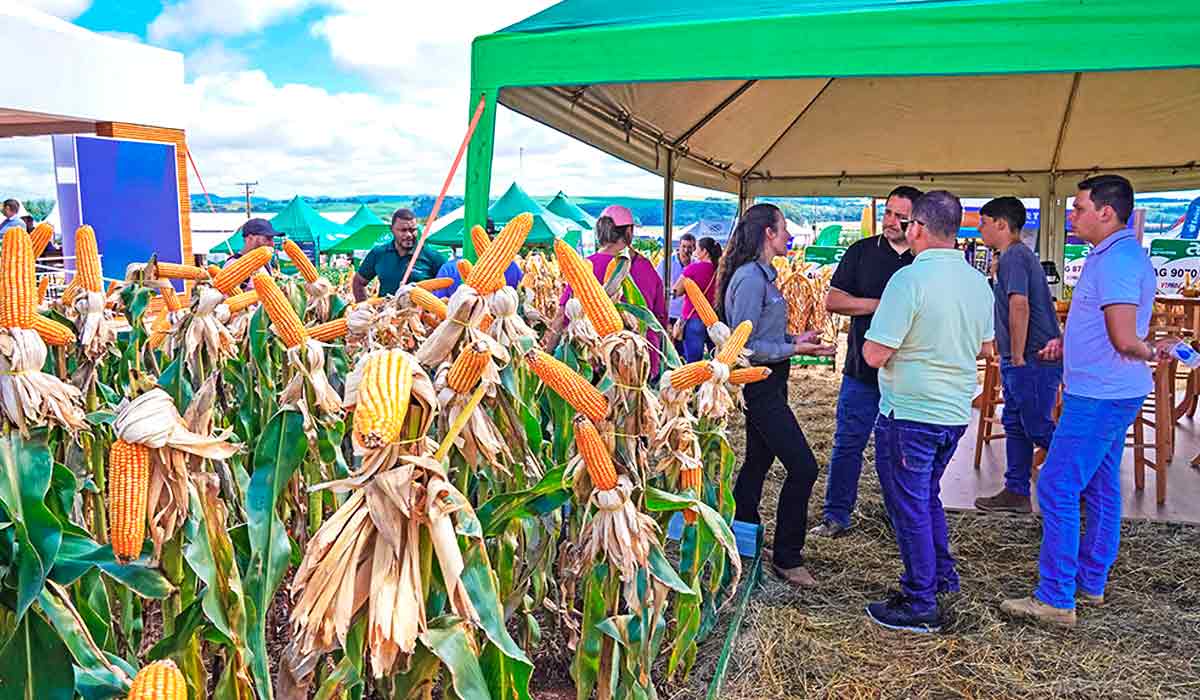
[1010,356,1026,368]
[1037,338,1063,362]
[796,342,837,357]
[794,330,822,345]
[1153,336,1182,361]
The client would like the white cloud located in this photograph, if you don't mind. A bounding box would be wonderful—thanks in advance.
[149,0,314,43]
[0,137,55,201]
[100,30,143,43]
[187,42,249,77]
[23,0,91,20]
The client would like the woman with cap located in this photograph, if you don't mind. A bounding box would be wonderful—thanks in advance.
[717,203,835,588]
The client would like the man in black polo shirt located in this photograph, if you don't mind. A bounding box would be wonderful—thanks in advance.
[352,208,447,301]
[811,186,921,538]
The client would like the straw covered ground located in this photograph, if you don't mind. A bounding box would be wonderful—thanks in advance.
[667,366,1200,700]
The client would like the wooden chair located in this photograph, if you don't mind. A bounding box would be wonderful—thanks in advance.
[974,358,1005,469]
[1127,357,1176,505]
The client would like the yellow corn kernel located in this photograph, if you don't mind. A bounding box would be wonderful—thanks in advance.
[33,314,75,346]
[466,213,532,294]
[554,239,622,337]
[415,277,454,292]
[108,439,150,564]
[207,264,222,279]
[353,349,414,448]
[479,313,494,332]
[37,276,50,304]
[148,312,171,351]
[61,279,79,308]
[525,349,608,424]
[128,659,187,700]
[729,367,771,385]
[155,261,210,281]
[574,415,617,491]
[213,246,273,294]
[1,228,36,329]
[669,361,714,391]
[283,239,319,283]
[469,225,491,257]
[680,467,703,523]
[681,277,718,327]
[446,341,489,394]
[716,320,752,366]
[409,286,447,321]
[223,290,259,314]
[309,317,348,342]
[252,273,307,349]
[456,259,473,280]
[30,222,54,258]
[74,225,103,292]
[160,286,181,312]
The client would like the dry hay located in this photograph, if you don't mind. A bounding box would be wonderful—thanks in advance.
[666,365,1200,700]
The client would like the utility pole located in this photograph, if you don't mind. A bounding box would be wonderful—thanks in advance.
[236,181,258,217]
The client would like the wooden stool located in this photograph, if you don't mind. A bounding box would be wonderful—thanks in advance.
[974,358,1005,469]
[1127,358,1176,505]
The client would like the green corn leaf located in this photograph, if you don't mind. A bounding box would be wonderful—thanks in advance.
[146,597,208,661]
[157,356,194,415]
[475,467,568,538]
[50,534,173,599]
[420,617,492,700]
[36,582,131,696]
[0,609,73,700]
[0,431,62,620]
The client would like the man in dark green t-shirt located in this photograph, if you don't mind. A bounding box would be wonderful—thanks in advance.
[352,208,447,301]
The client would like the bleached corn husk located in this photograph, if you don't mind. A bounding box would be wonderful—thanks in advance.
[652,411,703,479]
[75,290,119,363]
[115,386,240,458]
[433,350,512,474]
[696,360,739,423]
[578,475,659,584]
[416,284,489,368]
[182,286,236,369]
[0,328,86,434]
[705,320,732,350]
[305,277,335,322]
[519,252,562,327]
[348,296,428,353]
[285,454,483,686]
[484,286,537,354]
[280,339,343,430]
[562,297,601,363]
[597,330,661,480]
[657,367,698,424]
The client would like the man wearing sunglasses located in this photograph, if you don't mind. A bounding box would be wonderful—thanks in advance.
[811,186,921,539]
[861,190,995,633]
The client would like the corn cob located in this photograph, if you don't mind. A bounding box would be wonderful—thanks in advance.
[160,286,181,312]
[108,439,150,564]
[128,659,187,700]
[669,361,715,391]
[207,264,222,279]
[415,277,453,292]
[61,279,79,307]
[680,467,703,523]
[409,286,448,321]
[469,225,491,257]
[213,246,273,294]
[34,314,75,346]
[309,317,348,342]
[353,349,413,447]
[155,261,209,281]
[30,222,53,257]
[526,349,608,423]
[466,213,532,294]
[554,239,623,337]
[148,312,171,351]
[574,415,617,490]
[37,275,50,304]
[74,225,103,292]
[681,277,719,327]
[106,280,119,297]
[253,273,307,349]
[479,313,494,332]
[447,341,489,394]
[456,259,472,280]
[716,320,752,366]
[283,239,319,283]
[729,366,771,384]
[1,228,36,329]
[223,290,259,314]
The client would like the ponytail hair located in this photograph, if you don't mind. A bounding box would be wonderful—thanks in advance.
[697,236,722,266]
[715,203,782,321]
[596,216,633,247]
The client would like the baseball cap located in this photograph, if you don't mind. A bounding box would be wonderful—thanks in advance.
[600,204,635,228]
[243,218,280,237]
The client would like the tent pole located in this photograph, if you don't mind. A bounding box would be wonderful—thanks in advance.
[1042,174,1065,296]
[464,89,498,261]
[737,180,753,219]
[663,149,675,290]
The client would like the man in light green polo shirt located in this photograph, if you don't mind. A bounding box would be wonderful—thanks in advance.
[859,190,994,634]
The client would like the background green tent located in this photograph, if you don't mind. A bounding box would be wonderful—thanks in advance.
[546,191,596,230]
[427,182,581,249]
[215,196,344,254]
[462,0,1200,274]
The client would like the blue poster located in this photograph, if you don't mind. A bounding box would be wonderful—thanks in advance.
[1180,196,1200,240]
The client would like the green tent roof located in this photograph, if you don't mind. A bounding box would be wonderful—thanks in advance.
[545,191,597,231]
[342,204,384,231]
[217,196,345,253]
[427,182,579,248]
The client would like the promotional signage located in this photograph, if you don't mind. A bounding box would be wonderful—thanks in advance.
[793,246,846,368]
[1150,239,1200,295]
[1180,196,1200,240]
[1062,244,1089,288]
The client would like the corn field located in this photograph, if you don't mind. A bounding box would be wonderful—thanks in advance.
[0,215,768,700]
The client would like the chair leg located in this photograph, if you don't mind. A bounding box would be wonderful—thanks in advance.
[974,367,995,470]
[1133,416,1146,491]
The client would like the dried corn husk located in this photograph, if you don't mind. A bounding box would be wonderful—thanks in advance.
[305,276,336,322]
[519,251,562,326]
[596,330,661,481]
[180,286,236,369]
[484,286,536,354]
[74,289,119,364]
[577,475,659,585]
[0,328,86,434]
[415,283,490,368]
[561,297,601,364]
[434,342,512,474]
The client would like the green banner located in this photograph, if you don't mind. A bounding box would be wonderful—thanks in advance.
[1150,239,1200,295]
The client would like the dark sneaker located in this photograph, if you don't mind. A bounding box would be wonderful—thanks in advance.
[865,593,942,633]
[974,489,1032,514]
[809,519,852,538]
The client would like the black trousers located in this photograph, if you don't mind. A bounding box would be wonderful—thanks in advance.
[733,360,820,569]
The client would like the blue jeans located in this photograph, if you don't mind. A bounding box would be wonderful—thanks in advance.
[1034,393,1143,610]
[874,413,967,615]
[1000,359,1063,496]
[822,375,881,528]
[682,316,709,363]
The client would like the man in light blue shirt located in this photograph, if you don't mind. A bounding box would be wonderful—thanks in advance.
[861,190,995,633]
[0,199,24,238]
[1002,174,1176,627]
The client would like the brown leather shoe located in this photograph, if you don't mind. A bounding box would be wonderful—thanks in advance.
[975,489,1032,514]
[1000,596,1076,627]
[770,563,817,588]
[1078,591,1105,606]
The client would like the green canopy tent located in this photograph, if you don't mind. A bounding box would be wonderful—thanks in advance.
[216,196,345,254]
[428,181,582,250]
[546,191,597,230]
[462,0,1200,282]
[342,204,385,231]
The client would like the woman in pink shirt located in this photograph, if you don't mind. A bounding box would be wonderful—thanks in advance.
[671,236,721,362]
